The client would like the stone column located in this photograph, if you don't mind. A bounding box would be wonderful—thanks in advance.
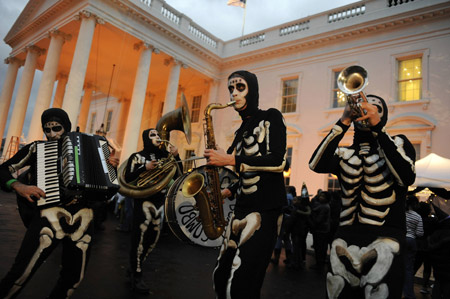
[2,45,43,158]
[0,57,22,141]
[162,58,182,115]
[62,10,102,126]
[28,30,70,142]
[52,73,68,108]
[77,83,94,132]
[120,42,158,162]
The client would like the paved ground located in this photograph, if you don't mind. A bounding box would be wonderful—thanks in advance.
[0,190,432,298]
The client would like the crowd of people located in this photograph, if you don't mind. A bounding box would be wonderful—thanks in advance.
[1,68,450,299]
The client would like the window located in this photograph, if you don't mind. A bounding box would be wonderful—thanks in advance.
[281,79,298,113]
[191,96,202,123]
[413,143,421,162]
[398,57,422,101]
[327,173,341,192]
[105,110,113,132]
[283,147,293,185]
[89,113,97,133]
[184,149,195,171]
[332,69,346,108]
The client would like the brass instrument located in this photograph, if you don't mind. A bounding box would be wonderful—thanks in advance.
[117,94,191,198]
[337,65,370,127]
[181,101,236,240]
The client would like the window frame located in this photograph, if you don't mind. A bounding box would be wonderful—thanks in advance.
[280,77,299,114]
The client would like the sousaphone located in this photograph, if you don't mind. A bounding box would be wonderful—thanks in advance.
[117,94,191,198]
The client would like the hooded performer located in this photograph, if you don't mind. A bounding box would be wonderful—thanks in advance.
[309,93,416,298]
[123,128,182,294]
[0,108,119,298]
[204,70,287,299]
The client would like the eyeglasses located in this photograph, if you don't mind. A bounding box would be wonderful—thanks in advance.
[44,126,63,134]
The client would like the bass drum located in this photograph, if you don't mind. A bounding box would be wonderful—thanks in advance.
[165,166,238,247]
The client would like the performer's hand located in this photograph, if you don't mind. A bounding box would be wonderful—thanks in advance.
[145,160,158,170]
[11,181,45,203]
[108,156,120,168]
[340,101,359,126]
[169,145,179,156]
[204,147,235,167]
[221,188,232,199]
[355,101,381,127]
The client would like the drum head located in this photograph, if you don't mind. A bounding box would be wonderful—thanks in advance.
[165,166,238,247]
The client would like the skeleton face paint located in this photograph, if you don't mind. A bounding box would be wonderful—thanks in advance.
[354,97,386,131]
[148,129,161,147]
[44,121,65,141]
[228,77,248,111]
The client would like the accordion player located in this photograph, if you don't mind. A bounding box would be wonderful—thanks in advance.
[36,132,119,207]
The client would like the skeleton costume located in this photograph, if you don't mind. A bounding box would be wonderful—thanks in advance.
[123,128,182,293]
[0,108,95,299]
[213,71,287,299]
[309,95,416,299]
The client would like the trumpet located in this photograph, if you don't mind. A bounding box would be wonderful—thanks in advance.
[337,65,370,128]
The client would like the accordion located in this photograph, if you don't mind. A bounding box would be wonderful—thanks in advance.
[36,132,119,207]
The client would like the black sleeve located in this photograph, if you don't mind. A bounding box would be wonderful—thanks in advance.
[371,123,416,187]
[0,143,35,191]
[309,120,350,175]
[124,153,147,183]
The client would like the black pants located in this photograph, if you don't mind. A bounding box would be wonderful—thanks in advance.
[129,198,164,274]
[213,209,281,299]
[0,206,93,299]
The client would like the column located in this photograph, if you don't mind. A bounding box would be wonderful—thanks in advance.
[162,58,182,115]
[28,30,70,142]
[120,42,157,163]
[52,73,68,108]
[62,10,101,126]
[2,45,43,157]
[0,57,22,142]
[77,83,94,132]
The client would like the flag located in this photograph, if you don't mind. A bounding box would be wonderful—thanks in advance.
[227,0,246,8]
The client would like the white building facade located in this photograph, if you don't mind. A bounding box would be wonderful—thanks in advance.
[1,0,449,194]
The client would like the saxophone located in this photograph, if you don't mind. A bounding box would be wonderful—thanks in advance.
[181,101,236,240]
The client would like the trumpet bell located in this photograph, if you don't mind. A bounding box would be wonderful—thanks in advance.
[337,65,368,95]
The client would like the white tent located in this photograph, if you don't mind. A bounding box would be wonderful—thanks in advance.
[413,153,450,189]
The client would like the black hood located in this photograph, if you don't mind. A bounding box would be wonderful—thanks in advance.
[41,108,72,133]
[228,70,259,119]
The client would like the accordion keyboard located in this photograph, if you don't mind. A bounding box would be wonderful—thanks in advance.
[36,141,60,206]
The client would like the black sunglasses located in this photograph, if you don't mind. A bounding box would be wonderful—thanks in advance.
[44,126,63,133]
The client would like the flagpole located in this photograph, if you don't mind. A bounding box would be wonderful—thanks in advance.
[241,2,247,36]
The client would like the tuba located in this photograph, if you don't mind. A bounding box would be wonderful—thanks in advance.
[181,101,235,240]
[117,94,191,198]
[337,65,370,127]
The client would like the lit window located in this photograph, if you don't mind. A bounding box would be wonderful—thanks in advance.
[327,173,341,192]
[89,113,97,133]
[191,96,202,123]
[283,147,293,185]
[398,58,422,101]
[281,79,298,113]
[332,70,346,108]
[184,149,195,171]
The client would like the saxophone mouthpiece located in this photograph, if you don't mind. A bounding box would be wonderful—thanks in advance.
[227,101,236,106]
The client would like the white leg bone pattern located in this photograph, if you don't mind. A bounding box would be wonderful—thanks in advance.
[135,201,163,273]
[337,146,397,227]
[66,234,92,298]
[6,227,54,299]
[328,238,400,298]
[40,207,94,241]
[226,212,261,299]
